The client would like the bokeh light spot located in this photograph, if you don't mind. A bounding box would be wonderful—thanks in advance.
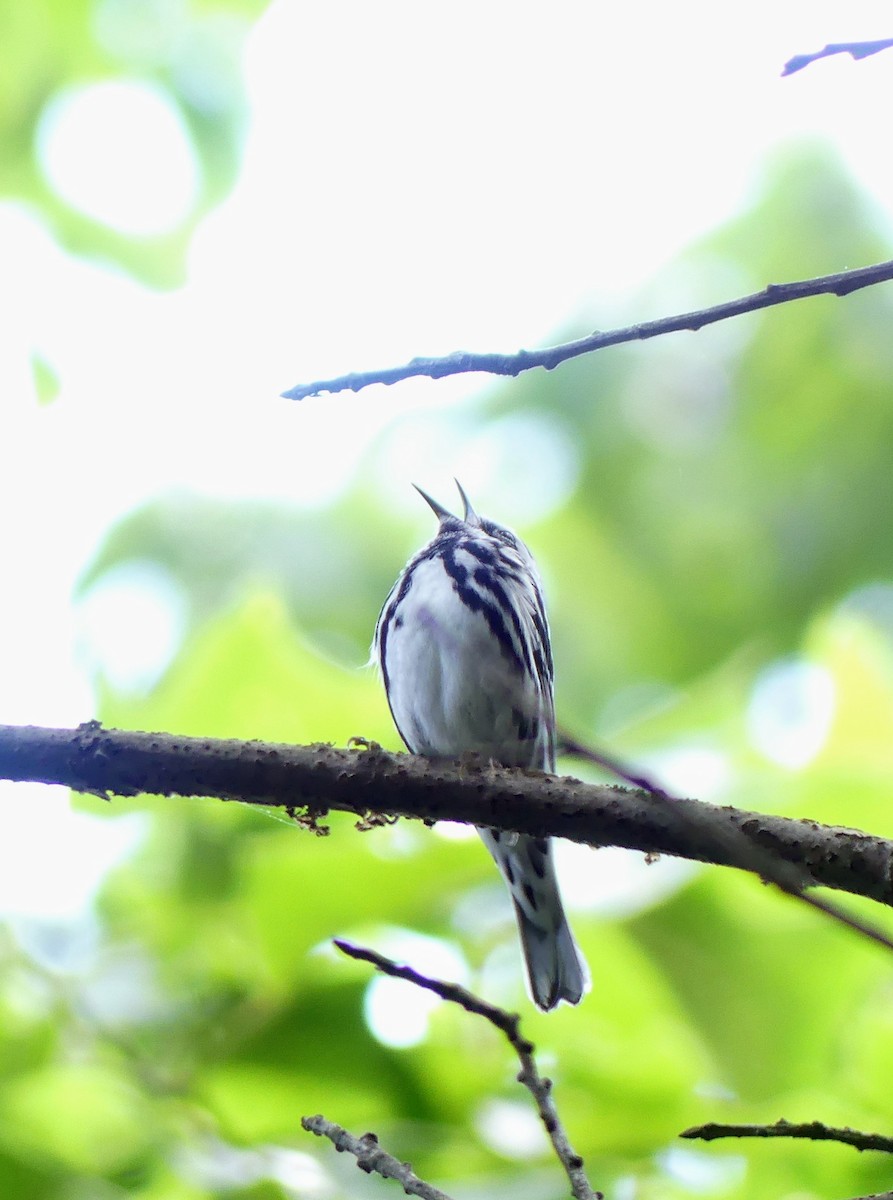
[37,79,199,235]
[76,562,186,693]
[747,658,835,769]
[363,930,468,1048]
[475,1098,548,1160]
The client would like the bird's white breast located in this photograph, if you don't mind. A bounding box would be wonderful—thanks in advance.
[383,554,544,765]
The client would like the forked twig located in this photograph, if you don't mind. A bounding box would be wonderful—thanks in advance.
[330,939,601,1200]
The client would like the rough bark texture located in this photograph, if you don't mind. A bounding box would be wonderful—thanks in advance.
[2,722,893,907]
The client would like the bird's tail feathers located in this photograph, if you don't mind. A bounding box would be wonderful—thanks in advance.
[479,829,589,1011]
[514,898,588,1010]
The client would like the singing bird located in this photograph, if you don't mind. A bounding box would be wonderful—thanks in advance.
[374,482,587,1010]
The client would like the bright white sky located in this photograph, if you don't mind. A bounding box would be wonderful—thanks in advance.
[1,0,892,923]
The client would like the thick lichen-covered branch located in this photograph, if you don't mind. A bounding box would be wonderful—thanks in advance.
[2,723,893,915]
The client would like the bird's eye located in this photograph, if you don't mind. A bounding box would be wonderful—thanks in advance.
[481,519,518,549]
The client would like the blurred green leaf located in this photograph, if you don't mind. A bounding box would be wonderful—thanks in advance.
[0,0,264,284]
[630,868,885,1102]
[101,589,390,744]
[0,1062,154,1173]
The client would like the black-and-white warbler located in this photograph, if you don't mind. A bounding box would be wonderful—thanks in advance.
[374,482,588,1010]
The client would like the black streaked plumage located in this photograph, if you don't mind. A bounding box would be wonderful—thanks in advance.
[373,482,588,1010]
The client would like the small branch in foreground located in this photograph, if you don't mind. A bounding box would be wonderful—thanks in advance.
[681,1119,893,1155]
[557,734,893,959]
[301,1115,455,1200]
[281,260,893,400]
[783,39,893,75]
[334,939,600,1200]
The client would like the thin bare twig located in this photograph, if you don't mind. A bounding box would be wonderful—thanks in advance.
[334,939,601,1200]
[783,39,893,76]
[557,733,893,958]
[301,1114,455,1200]
[681,1118,893,1155]
[281,260,893,400]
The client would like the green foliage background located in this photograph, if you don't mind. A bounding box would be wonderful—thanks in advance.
[5,4,893,1199]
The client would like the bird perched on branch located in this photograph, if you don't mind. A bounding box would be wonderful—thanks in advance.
[374,482,587,1010]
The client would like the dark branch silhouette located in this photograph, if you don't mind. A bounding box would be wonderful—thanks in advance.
[783,39,893,76]
[331,940,600,1200]
[3,722,893,914]
[682,1118,893,1155]
[558,733,893,956]
[281,260,893,401]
